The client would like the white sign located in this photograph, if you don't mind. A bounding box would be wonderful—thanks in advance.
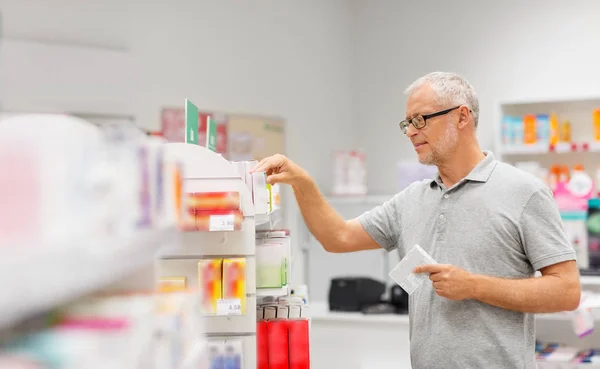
[216,298,242,316]
[209,214,235,231]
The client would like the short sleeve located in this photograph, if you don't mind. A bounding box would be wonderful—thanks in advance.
[519,187,577,271]
[358,192,403,252]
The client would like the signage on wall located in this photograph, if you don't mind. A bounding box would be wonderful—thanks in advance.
[160,104,284,160]
[184,99,199,145]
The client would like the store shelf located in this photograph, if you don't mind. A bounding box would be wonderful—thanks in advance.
[502,142,600,155]
[203,297,257,334]
[581,276,600,286]
[0,226,177,329]
[309,302,409,325]
[256,286,288,297]
[255,209,282,228]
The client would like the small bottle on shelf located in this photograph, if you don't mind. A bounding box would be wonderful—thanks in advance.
[595,165,600,198]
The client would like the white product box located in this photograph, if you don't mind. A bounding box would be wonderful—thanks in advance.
[389,244,437,295]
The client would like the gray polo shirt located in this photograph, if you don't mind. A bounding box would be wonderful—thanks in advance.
[359,151,576,369]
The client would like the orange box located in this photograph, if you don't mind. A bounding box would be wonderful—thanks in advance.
[222,258,247,314]
[593,109,600,142]
[523,115,536,144]
[158,276,187,293]
[198,259,223,314]
[187,192,240,211]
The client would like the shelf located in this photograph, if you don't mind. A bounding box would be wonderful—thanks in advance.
[309,302,409,325]
[502,142,600,155]
[256,286,288,297]
[255,209,282,228]
[582,276,600,286]
[0,226,177,329]
[203,296,257,334]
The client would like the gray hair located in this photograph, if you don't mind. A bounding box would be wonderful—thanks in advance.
[404,72,480,128]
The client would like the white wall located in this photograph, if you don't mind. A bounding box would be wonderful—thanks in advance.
[0,0,356,285]
[353,0,600,195]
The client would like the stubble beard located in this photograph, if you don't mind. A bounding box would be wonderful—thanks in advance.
[418,120,458,166]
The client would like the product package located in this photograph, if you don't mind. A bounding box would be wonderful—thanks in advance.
[198,259,223,314]
[256,230,291,289]
[588,199,600,269]
[158,277,187,293]
[188,192,241,211]
[288,319,310,369]
[267,320,289,369]
[252,172,270,214]
[257,321,269,369]
[207,339,243,369]
[389,244,437,295]
[222,258,247,314]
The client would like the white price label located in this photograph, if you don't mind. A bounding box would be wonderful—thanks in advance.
[209,214,235,231]
[216,298,242,316]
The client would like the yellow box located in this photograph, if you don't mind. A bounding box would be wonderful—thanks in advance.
[158,276,187,293]
[222,258,247,314]
[198,259,223,314]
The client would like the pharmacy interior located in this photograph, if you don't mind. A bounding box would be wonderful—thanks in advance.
[1,1,600,369]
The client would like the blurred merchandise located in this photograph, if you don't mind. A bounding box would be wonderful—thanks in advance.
[256,296,311,369]
[160,107,284,162]
[589,199,600,269]
[332,150,367,196]
[256,230,291,289]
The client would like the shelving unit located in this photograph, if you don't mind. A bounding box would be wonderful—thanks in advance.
[256,286,289,298]
[495,97,600,171]
[494,98,600,366]
[157,143,264,369]
[0,227,177,330]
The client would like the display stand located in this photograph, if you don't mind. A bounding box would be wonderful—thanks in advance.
[157,143,262,369]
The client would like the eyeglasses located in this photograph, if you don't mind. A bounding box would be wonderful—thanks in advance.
[399,106,461,134]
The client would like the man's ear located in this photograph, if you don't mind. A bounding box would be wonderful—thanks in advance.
[457,106,471,130]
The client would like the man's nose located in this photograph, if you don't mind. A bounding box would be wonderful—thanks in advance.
[405,123,418,137]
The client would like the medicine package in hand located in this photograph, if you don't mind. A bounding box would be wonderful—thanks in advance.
[389,244,437,295]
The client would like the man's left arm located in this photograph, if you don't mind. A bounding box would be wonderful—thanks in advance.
[416,187,581,313]
[469,260,580,313]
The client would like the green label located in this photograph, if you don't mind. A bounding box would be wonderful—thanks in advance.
[185,99,199,145]
[206,116,217,152]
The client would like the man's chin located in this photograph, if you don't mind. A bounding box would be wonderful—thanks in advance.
[417,154,435,166]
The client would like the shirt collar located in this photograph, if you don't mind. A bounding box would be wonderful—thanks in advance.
[430,150,498,188]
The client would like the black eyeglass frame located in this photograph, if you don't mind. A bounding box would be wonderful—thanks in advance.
[399,105,465,134]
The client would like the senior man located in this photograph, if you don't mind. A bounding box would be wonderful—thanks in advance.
[252,71,580,368]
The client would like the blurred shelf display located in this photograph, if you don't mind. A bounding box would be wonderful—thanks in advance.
[0,226,176,330]
[256,286,289,298]
[502,142,600,155]
[495,98,600,354]
[0,101,305,369]
[155,99,307,369]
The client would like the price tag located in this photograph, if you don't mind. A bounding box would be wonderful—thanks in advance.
[209,214,235,231]
[216,298,242,316]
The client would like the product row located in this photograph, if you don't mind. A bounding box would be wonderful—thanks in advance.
[205,339,244,369]
[257,296,310,321]
[256,230,291,289]
[502,109,600,146]
[0,290,203,369]
[0,116,182,250]
[232,160,281,215]
[536,341,600,368]
[160,258,247,315]
[257,318,310,369]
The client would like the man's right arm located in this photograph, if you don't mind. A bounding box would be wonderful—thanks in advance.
[251,154,397,253]
[292,175,381,253]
